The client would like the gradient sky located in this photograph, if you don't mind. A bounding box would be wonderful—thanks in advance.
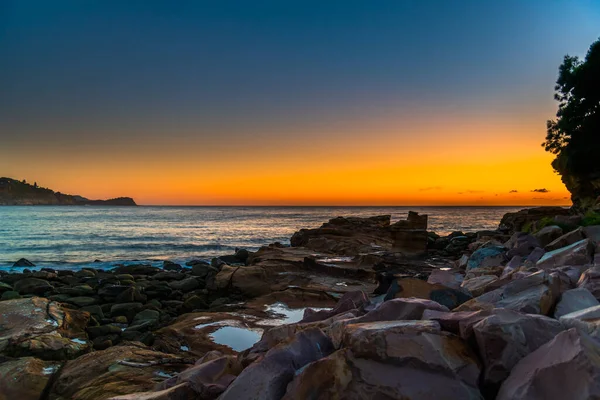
[2,1,599,205]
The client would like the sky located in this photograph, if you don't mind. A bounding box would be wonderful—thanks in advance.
[1,1,599,205]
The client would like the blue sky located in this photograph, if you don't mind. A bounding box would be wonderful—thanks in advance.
[1,1,599,204]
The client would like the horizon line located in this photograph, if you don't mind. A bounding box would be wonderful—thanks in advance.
[130,204,572,207]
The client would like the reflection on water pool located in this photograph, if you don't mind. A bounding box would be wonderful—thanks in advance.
[209,326,263,352]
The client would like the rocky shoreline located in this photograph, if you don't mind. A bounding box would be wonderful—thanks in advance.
[1,207,600,399]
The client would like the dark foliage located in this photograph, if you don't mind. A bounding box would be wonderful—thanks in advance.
[543,38,600,178]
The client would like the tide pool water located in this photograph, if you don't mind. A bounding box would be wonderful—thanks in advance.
[0,206,525,270]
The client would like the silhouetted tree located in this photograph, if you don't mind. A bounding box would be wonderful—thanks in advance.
[543,38,600,208]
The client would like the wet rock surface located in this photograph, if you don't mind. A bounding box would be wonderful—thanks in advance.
[0,297,90,360]
[1,210,599,399]
[0,356,61,400]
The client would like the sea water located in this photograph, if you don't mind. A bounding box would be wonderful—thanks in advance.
[0,206,525,270]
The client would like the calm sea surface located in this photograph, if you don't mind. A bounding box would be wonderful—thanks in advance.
[0,206,526,270]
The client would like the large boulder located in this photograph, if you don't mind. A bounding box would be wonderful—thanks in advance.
[385,278,471,309]
[284,348,478,400]
[111,302,144,323]
[98,285,132,302]
[191,262,219,280]
[50,343,189,400]
[536,239,595,269]
[168,277,201,292]
[554,288,600,318]
[219,328,334,400]
[283,323,482,400]
[534,225,564,247]
[213,265,272,298]
[13,277,53,295]
[156,355,242,399]
[505,233,541,258]
[455,271,557,315]
[497,328,600,400]
[0,357,61,400]
[115,287,147,304]
[422,309,490,339]
[128,309,161,331]
[460,275,499,297]
[472,309,565,396]
[290,215,395,255]
[13,258,35,267]
[559,305,600,338]
[0,297,90,360]
[254,310,358,353]
[467,246,506,271]
[544,227,587,251]
[336,319,441,350]
[163,260,183,271]
[356,297,448,322]
[339,321,480,386]
[426,269,464,290]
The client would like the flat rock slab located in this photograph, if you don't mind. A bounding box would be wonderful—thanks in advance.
[50,344,190,400]
[289,215,396,256]
[537,239,594,269]
[544,227,587,251]
[0,297,90,360]
[214,252,376,299]
[0,357,61,400]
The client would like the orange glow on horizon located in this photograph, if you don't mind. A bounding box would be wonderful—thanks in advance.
[2,108,571,206]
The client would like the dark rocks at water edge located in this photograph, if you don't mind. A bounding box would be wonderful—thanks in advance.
[0,177,136,205]
[1,207,600,399]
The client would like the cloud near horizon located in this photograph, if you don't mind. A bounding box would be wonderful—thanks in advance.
[457,190,485,195]
[531,188,550,193]
[419,186,443,192]
[509,190,518,193]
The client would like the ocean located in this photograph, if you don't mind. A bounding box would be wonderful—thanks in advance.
[0,206,526,270]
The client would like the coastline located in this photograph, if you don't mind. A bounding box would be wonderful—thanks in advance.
[0,206,599,399]
[0,205,534,268]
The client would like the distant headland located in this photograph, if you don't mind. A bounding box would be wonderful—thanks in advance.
[0,177,136,206]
